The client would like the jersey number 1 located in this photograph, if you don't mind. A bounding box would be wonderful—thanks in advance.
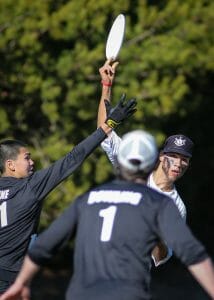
[0,202,8,227]
[99,205,117,242]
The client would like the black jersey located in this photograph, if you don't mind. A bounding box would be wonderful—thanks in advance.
[0,128,106,278]
[28,179,208,300]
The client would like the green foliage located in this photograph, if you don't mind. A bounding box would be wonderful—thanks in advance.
[0,0,213,228]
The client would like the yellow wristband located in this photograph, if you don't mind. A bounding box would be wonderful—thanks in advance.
[106,119,119,129]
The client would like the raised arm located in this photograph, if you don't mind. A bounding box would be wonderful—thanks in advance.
[97,59,119,128]
[29,93,136,200]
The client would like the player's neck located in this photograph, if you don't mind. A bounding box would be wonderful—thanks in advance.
[1,169,24,178]
[134,178,147,184]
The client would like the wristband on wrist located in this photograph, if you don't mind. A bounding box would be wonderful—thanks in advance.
[101,80,112,87]
[106,119,120,129]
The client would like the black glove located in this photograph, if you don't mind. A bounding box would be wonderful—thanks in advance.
[105,94,137,129]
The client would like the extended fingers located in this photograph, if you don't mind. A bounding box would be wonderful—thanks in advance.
[112,61,119,72]
[126,98,137,108]
[124,98,137,116]
[100,59,119,77]
[119,93,126,105]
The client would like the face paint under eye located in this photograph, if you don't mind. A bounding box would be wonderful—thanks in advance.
[165,156,175,167]
[161,156,186,183]
[165,156,189,174]
[161,156,171,175]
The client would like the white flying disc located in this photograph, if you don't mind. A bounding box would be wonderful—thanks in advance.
[105,14,125,60]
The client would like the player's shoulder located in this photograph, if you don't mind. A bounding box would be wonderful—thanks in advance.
[0,176,28,200]
[148,183,172,200]
[95,179,169,203]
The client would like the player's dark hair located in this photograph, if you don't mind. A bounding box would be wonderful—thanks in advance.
[0,140,27,174]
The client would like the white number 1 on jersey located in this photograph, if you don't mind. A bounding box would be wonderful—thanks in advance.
[99,205,117,242]
[0,201,8,227]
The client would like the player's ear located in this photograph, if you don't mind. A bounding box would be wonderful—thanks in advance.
[159,153,165,163]
[6,159,16,171]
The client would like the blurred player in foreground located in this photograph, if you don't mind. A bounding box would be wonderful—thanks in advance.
[98,59,194,266]
[0,130,214,300]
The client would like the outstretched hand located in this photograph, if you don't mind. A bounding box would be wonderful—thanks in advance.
[99,59,119,85]
[105,94,137,129]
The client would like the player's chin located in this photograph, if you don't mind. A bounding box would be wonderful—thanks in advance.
[28,169,34,176]
[170,171,181,181]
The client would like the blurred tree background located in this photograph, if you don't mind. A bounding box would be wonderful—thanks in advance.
[1,0,214,299]
[0,0,214,254]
